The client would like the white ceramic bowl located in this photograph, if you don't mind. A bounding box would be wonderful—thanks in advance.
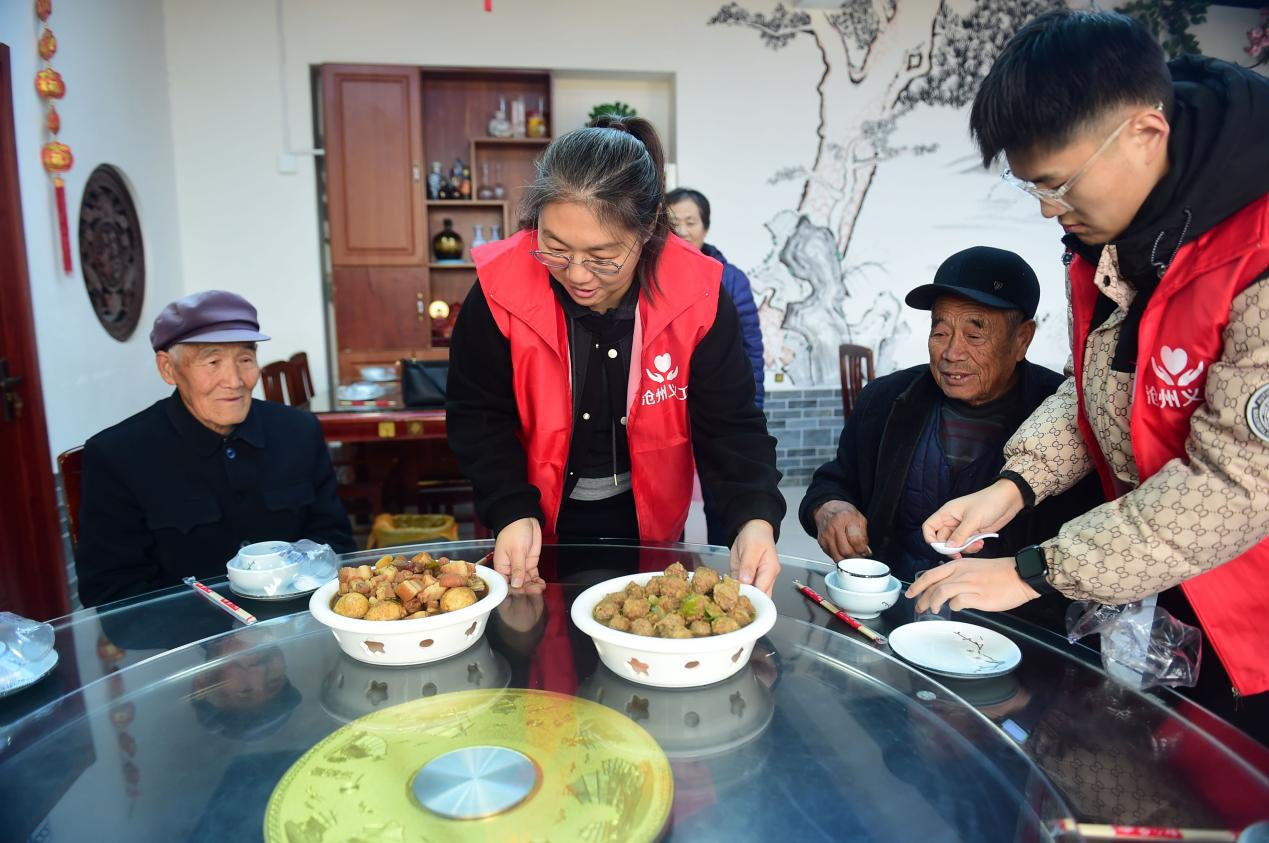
[824,571,902,619]
[577,660,775,759]
[571,573,777,689]
[309,565,507,666]
[319,638,511,723]
[835,558,892,593]
[227,543,301,593]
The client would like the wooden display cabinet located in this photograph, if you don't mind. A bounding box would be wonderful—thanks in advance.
[320,65,551,381]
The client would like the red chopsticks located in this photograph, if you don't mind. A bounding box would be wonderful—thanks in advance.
[1051,819,1241,841]
[793,579,886,647]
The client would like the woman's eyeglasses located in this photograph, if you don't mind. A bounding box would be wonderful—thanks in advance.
[530,234,638,278]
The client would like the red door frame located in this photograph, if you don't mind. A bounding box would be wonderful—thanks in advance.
[0,42,72,620]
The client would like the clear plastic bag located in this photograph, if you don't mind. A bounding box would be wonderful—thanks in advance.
[0,611,54,663]
[287,540,339,591]
[1066,597,1202,690]
[0,612,56,696]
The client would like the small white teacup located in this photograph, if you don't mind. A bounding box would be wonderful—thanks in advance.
[235,541,291,570]
[835,558,892,593]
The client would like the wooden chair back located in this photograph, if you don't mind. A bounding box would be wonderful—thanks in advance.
[260,361,288,403]
[57,446,84,549]
[287,352,314,406]
[838,344,875,420]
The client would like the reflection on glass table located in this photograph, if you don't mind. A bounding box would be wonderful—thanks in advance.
[0,541,1264,843]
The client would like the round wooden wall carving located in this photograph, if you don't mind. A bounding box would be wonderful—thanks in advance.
[78,164,145,341]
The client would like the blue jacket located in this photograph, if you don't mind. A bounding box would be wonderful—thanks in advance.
[702,243,764,407]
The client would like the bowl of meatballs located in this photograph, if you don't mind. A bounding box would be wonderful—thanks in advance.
[570,562,777,689]
[309,551,507,666]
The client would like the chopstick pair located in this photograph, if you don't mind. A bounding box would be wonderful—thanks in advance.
[184,577,257,625]
[793,580,886,647]
[1052,819,1242,842]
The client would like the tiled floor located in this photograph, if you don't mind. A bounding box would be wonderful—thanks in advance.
[683,484,826,565]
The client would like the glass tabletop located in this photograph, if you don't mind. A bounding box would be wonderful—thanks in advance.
[1,542,1266,842]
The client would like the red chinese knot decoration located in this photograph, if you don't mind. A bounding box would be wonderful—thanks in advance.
[34,0,72,273]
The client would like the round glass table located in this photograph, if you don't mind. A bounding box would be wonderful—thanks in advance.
[1,542,1266,842]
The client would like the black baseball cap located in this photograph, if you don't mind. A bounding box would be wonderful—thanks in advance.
[904,246,1040,319]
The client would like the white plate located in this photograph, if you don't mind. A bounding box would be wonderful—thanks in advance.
[0,648,60,699]
[337,382,388,401]
[358,366,397,383]
[888,621,1021,678]
[229,581,320,602]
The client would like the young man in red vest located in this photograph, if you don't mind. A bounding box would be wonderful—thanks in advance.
[908,9,1269,742]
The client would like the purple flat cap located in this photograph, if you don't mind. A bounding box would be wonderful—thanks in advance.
[150,290,271,351]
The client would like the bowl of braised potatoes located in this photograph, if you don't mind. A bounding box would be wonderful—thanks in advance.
[309,551,507,665]
[570,562,777,688]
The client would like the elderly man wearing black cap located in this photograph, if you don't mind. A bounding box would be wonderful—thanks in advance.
[798,247,1100,595]
[75,290,354,607]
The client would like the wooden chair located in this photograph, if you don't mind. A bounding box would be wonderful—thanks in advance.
[286,352,314,406]
[260,361,288,403]
[57,446,84,549]
[838,344,875,420]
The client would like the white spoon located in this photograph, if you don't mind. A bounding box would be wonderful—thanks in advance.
[929,532,999,556]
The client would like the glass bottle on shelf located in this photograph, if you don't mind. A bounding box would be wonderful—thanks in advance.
[488,96,512,138]
[426,162,443,200]
[460,166,472,200]
[432,218,464,263]
[471,224,488,259]
[493,162,506,200]
[477,161,495,200]
[528,96,547,138]
[511,96,527,138]
[490,223,502,242]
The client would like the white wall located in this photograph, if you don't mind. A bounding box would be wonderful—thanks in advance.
[10,0,1268,456]
[2,0,185,458]
[552,71,676,160]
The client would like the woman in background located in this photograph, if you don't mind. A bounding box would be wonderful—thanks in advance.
[667,187,765,408]
[668,187,768,547]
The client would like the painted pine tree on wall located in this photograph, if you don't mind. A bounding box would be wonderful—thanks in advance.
[709,0,1060,385]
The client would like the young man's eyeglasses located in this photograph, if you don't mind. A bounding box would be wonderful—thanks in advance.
[530,234,639,278]
[1001,103,1162,214]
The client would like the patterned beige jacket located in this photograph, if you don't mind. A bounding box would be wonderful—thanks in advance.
[1003,245,1269,603]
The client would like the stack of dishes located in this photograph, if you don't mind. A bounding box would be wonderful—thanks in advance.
[823,559,902,620]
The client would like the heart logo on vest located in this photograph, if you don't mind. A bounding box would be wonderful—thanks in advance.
[1150,345,1205,388]
[645,352,679,384]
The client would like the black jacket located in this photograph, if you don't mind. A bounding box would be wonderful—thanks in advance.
[76,393,355,606]
[799,362,1103,566]
[447,280,785,543]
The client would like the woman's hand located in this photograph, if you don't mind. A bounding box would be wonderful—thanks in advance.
[493,517,542,588]
[731,520,781,595]
[921,479,1025,556]
[497,577,547,633]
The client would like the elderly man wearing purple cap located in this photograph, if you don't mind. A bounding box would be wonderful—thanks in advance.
[75,291,354,607]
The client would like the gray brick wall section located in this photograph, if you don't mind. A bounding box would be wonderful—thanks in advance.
[766,388,843,487]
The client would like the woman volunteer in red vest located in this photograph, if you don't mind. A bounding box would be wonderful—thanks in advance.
[907,10,1269,742]
[446,115,785,594]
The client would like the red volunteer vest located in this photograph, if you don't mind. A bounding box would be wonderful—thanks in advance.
[472,230,722,544]
[1069,193,1269,697]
